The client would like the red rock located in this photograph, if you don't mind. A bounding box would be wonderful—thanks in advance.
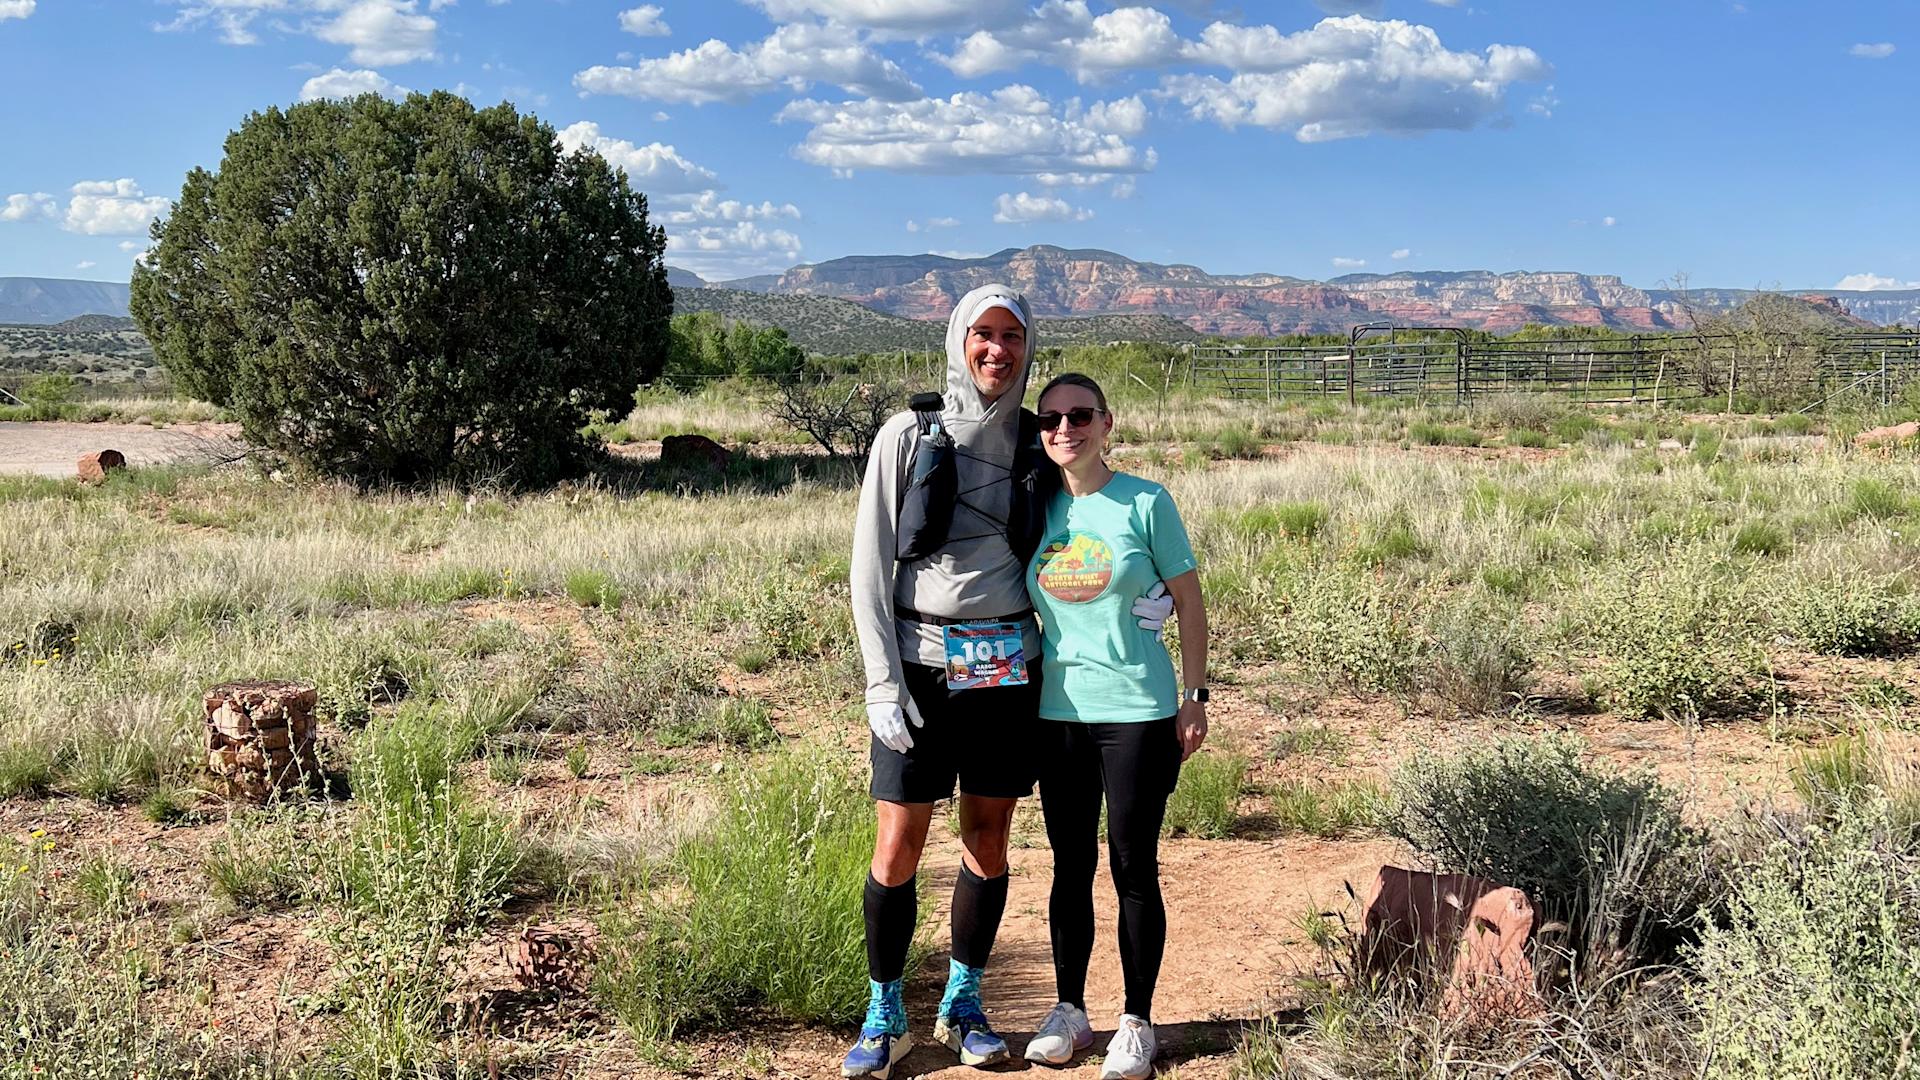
[659,433,731,471]
[1360,866,1540,1022]
[76,449,126,483]
[1855,421,1920,447]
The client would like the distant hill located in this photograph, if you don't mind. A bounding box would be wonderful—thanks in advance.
[666,266,707,288]
[748,247,1920,335]
[671,286,1204,354]
[0,278,133,324]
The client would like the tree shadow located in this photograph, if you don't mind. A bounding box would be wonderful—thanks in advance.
[590,449,863,496]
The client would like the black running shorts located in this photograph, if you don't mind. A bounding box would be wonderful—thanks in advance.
[870,662,1042,803]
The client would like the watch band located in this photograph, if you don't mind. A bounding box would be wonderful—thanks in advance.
[1183,687,1209,704]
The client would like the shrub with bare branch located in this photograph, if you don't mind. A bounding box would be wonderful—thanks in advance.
[765,376,903,460]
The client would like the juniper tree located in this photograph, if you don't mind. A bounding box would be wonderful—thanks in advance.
[131,91,672,486]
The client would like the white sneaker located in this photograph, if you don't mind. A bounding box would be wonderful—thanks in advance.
[1100,1014,1157,1080]
[1024,1001,1094,1065]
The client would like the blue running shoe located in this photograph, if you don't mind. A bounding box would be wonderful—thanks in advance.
[933,960,1009,1067]
[842,980,913,1079]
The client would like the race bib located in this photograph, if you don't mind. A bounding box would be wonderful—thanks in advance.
[942,622,1029,690]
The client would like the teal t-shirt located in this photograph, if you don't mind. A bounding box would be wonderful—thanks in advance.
[1027,472,1198,723]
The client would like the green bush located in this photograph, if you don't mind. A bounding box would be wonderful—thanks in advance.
[131,92,672,487]
[1383,734,1702,936]
[593,752,895,1043]
[1579,552,1761,720]
[1163,750,1249,839]
[1687,803,1920,1080]
[1778,574,1919,656]
[19,374,80,421]
[1270,566,1425,693]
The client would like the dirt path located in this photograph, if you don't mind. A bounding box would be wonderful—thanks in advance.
[0,420,242,477]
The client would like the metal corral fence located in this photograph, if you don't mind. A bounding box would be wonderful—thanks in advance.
[1187,327,1920,408]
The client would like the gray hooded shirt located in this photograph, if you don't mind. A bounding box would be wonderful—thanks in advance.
[850,285,1041,709]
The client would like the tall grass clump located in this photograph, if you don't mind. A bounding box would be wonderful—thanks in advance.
[1422,591,1532,716]
[1790,732,1920,842]
[593,752,895,1045]
[0,931,300,1080]
[321,715,525,1077]
[1163,749,1250,839]
[1687,799,1920,1080]
[1578,550,1761,720]
[1383,734,1707,948]
[1265,779,1380,838]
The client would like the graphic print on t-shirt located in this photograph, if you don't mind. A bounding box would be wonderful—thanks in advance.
[1034,532,1115,603]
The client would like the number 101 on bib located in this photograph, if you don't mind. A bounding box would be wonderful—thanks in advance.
[941,621,1029,691]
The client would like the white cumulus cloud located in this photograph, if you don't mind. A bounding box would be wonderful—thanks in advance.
[556,121,719,195]
[1602,215,1617,227]
[64,179,171,236]
[666,222,804,279]
[1166,16,1549,141]
[993,191,1093,223]
[1850,42,1896,59]
[1331,256,1366,268]
[745,0,1027,34]
[315,0,439,66]
[75,261,96,270]
[905,216,961,232]
[778,85,1155,179]
[0,192,57,222]
[660,191,800,226]
[937,2,1188,82]
[1391,248,1411,259]
[0,0,35,21]
[576,23,921,104]
[619,5,670,36]
[300,67,409,100]
[1834,273,1920,291]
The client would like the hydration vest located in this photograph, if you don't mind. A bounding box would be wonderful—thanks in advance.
[895,391,1050,565]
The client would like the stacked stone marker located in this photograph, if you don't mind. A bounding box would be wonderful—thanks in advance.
[205,680,319,800]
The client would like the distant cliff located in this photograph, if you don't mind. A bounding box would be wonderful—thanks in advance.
[720,247,1914,335]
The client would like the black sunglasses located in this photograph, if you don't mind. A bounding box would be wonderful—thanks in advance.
[1036,407,1105,430]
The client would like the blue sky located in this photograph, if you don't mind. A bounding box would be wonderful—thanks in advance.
[0,0,1912,289]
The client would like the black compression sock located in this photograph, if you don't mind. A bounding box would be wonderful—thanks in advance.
[864,873,918,983]
[950,862,1010,969]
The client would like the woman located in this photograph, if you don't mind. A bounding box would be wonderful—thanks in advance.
[1020,373,1208,1080]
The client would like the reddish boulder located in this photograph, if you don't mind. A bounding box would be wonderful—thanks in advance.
[659,433,731,471]
[1360,866,1540,1022]
[76,449,126,483]
[1855,421,1920,448]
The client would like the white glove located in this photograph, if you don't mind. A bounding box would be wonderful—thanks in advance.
[867,697,925,754]
[1133,581,1174,638]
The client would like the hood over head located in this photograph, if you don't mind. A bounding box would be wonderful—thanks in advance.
[943,284,1037,428]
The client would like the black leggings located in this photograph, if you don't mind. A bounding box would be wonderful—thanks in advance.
[1039,716,1182,1022]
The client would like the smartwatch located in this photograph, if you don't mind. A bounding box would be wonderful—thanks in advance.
[1183,687,1209,704]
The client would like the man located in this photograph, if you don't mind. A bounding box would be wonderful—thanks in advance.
[844,285,1171,1078]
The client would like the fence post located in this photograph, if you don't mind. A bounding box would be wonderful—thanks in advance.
[1347,353,1357,408]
